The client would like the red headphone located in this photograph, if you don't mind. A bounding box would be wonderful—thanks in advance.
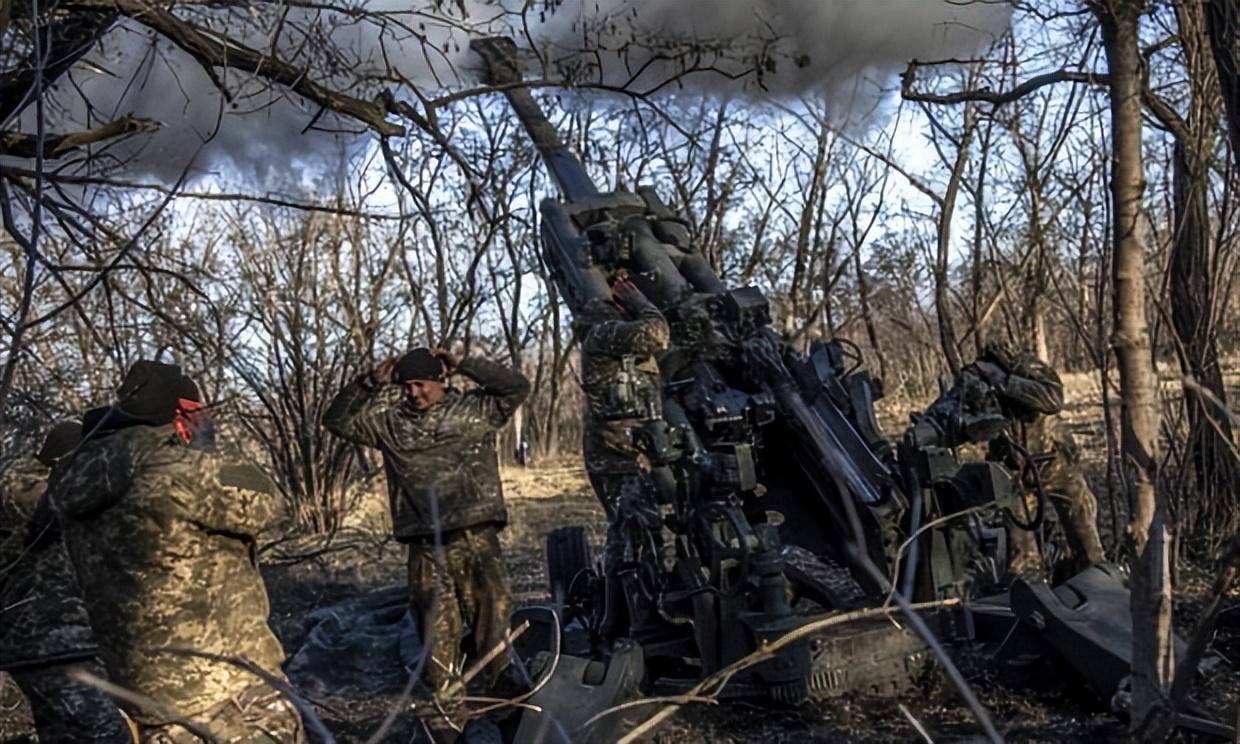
[173,398,209,443]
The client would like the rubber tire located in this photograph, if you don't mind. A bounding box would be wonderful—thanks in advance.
[781,544,868,611]
[546,526,592,603]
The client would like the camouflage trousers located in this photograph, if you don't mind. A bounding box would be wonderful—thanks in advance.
[139,684,303,743]
[406,524,512,736]
[1008,444,1105,577]
[10,658,134,743]
[587,468,664,583]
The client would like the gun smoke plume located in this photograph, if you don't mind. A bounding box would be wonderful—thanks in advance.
[17,0,1010,184]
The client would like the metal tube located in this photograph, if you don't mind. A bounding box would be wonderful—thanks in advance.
[473,38,600,201]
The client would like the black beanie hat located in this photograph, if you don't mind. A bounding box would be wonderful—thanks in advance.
[395,348,444,384]
[114,360,202,425]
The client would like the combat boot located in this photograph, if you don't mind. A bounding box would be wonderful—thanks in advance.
[598,571,630,641]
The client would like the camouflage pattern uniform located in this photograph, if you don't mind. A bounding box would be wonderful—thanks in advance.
[325,356,529,736]
[0,453,133,743]
[52,424,301,743]
[578,298,670,575]
[405,526,511,719]
[972,344,1105,576]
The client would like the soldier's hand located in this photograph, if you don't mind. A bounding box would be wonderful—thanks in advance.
[373,357,398,386]
[612,277,653,315]
[972,360,1007,387]
[430,347,462,376]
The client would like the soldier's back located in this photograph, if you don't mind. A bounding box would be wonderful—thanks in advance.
[55,424,288,724]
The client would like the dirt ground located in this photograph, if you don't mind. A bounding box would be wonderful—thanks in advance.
[2,372,1237,743]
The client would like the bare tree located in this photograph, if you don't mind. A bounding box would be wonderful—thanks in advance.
[1156,0,1239,552]
[1088,0,1172,737]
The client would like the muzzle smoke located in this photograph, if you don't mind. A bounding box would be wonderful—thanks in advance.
[17,0,1010,183]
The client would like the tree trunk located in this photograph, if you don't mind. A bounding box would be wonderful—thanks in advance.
[933,103,976,376]
[855,247,886,382]
[790,124,832,334]
[1171,0,1240,553]
[970,120,992,355]
[1206,0,1240,163]
[1091,1,1173,736]
[545,286,563,457]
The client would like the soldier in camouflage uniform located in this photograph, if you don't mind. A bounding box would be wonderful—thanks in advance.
[966,342,1105,577]
[0,422,134,743]
[324,347,530,740]
[52,361,301,743]
[577,278,670,621]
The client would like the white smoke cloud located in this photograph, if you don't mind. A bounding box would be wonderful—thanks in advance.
[529,0,1010,96]
[20,0,1010,184]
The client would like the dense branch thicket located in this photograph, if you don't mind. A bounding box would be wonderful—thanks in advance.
[2,3,1237,540]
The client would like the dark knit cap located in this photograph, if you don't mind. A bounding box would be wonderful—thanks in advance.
[36,420,82,466]
[114,360,202,425]
[395,348,444,383]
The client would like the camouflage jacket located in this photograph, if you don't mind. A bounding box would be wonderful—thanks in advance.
[0,458,97,669]
[988,413,1080,475]
[581,305,670,475]
[52,425,288,724]
[324,356,530,539]
[967,355,1075,473]
[974,354,1065,421]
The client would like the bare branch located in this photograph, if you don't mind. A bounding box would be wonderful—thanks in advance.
[67,0,405,136]
[0,115,159,158]
[902,63,1110,106]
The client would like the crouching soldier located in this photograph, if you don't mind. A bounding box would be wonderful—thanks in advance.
[0,421,133,743]
[325,348,530,741]
[967,342,1106,577]
[53,361,301,743]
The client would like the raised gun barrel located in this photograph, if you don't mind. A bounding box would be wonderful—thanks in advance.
[471,37,599,201]
[472,37,724,311]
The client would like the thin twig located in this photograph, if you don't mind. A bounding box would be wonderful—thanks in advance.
[1167,537,1240,717]
[153,646,335,744]
[610,599,960,743]
[69,668,219,742]
[465,606,563,719]
[899,702,936,743]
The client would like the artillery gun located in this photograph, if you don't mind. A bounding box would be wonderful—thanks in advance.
[467,37,1221,744]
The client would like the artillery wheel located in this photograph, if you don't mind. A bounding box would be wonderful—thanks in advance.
[781,544,868,611]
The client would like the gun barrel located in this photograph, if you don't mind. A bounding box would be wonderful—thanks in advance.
[472,37,599,201]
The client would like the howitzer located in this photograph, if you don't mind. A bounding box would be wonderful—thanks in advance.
[474,38,914,702]
[471,37,1220,742]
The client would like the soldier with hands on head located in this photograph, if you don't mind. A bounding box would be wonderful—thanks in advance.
[53,361,301,743]
[576,276,671,634]
[0,420,134,743]
[324,346,530,741]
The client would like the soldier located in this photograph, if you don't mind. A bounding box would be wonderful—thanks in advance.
[576,277,670,632]
[324,347,530,740]
[966,341,1105,577]
[52,361,301,743]
[0,421,134,743]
